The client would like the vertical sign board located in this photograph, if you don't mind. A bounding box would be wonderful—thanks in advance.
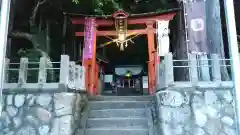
[156,20,170,89]
[185,0,211,81]
[157,20,170,56]
[83,17,95,59]
[0,0,11,116]
[185,0,209,54]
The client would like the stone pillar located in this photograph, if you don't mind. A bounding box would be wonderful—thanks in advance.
[59,55,70,91]
[164,53,174,86]
[189,53,198,86]
[75,65,86,91]
[4,58,9,83]
[157,62,166,89]
[211,54,221,83]
[83,60,91,92]
[156,20,170,91]
[198,54,210,81]
[157,53,174,89]
[38,57,47,84]
[18,58,28,85]
[80,66,86,91]
[68,61,76,89]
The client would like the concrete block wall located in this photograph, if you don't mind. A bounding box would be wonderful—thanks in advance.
[0,92,87,135]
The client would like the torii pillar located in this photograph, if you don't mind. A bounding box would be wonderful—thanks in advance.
[82,18,98,95]
[89,24,97,95]
[146,21,156,95]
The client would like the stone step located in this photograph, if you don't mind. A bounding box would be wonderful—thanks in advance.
[85,128,148,135]
[87,118,148,128]
[89,108,147,118]
[88,96,154,101]
[89,101,152,110]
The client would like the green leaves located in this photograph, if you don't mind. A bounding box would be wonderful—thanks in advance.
[70,0,175,15]
[72,0,80,4]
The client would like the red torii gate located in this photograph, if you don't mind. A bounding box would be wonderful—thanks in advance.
[71,10,177,95]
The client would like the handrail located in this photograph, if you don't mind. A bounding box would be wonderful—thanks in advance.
[156,53,233,90]
[3,55,86,92]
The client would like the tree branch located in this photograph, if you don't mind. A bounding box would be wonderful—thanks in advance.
[30,0,48,26]
[10,31,51,59]
[10,31,40,49]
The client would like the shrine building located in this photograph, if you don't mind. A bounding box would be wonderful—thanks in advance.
[70,9,178,96]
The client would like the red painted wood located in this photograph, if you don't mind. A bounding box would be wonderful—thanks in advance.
[72,13,176,26]
[112,10,129,18]
[146,22,156,95]
[75,29,156,36]
[89,26,97,95]
[75,12,177,95]
[95,64,99,95]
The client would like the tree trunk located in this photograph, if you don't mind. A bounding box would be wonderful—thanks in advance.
[62,14,67,54]
[10,32,40,49]
[6,0,16,58]
[206,0,230,80]
[10,31,55,81]
[46,20,50,54]
[170,3,189,81]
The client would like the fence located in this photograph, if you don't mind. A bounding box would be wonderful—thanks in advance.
[156,53,233,90]
[3,55,86,92]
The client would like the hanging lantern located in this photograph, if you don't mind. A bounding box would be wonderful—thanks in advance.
[112,10,129,51]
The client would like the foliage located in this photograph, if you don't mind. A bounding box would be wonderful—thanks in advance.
[10,0,177,82]
[18,48,42,62]
[69,0,175,15]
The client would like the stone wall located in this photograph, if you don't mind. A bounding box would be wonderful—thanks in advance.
[0,92,87,135]
[155,88,237,135]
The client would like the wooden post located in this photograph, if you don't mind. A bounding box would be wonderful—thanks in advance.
[146,21,156,95]
[89,24,97,95]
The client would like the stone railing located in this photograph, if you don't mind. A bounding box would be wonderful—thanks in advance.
[156,53,233,90]
[0,55,88,135]
[154,53,238,135]
[3,55,86,92]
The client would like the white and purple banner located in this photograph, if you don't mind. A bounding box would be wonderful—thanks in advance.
[83,17,95,59]
[185,0,208,54]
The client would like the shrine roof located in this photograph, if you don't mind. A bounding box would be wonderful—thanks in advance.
[65,8,180,19]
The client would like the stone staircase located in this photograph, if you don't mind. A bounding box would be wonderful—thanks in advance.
[78,96,154,135]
